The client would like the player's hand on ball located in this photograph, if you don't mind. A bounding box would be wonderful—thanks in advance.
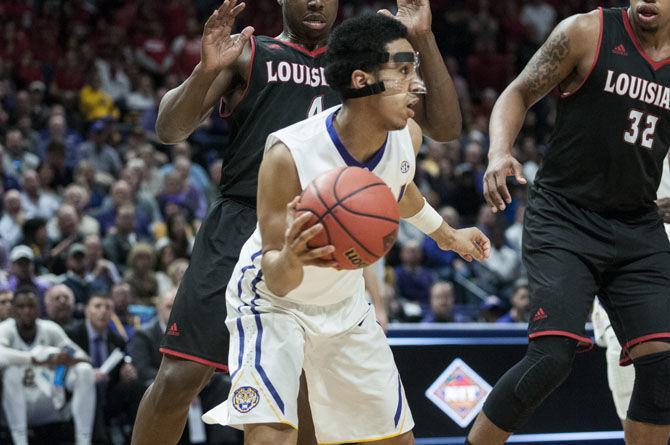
[483,153,526,213]
[444,227,491,262]
[283,201,337,268]
[201,0,254,73]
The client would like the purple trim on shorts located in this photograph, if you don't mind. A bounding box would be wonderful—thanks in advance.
[394,374,402,427]
[326,111,387,170]
[254,314,285,413]
[230,317,245,381]
[235,250,263,312]
[250,270,264,314]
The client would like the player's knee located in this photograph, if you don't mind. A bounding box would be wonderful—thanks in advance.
[155,357,213,401]
[513,340,574,405]
[627,350,670,425]
[484,336,576,432]
[72,362,95,386]
[3,366,23,385]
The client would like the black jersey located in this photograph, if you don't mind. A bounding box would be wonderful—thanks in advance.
[535,8,670,215]
[217,36,341,203]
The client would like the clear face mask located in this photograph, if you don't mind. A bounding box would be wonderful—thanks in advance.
[377,51,427,96]
[340,50,427,99]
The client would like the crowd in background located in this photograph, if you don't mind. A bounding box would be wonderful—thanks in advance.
[0,0,628,443]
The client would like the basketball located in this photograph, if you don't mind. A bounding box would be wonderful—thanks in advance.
[296,166,400,270]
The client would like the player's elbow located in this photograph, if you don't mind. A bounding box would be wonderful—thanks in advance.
[429,118,462,142]
[155,120,186,145]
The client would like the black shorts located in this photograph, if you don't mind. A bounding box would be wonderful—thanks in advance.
[160,198,257,371]
[523,187,670,364]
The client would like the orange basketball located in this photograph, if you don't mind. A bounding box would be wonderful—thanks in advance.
[296,166,400,270]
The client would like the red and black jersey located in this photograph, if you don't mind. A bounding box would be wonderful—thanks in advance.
[535,8,670,215]
[218,35,341,203]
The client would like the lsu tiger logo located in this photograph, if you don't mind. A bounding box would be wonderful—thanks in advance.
[233,386,260,413]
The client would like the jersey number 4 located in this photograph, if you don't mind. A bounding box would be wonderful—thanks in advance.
[308,95,324,117]
[624,109,658,149]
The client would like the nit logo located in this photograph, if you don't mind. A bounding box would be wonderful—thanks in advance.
[425,358,492,428]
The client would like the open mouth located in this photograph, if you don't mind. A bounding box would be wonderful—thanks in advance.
[638,5,659,22]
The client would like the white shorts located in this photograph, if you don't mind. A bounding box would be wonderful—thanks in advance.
[203,295,414,444]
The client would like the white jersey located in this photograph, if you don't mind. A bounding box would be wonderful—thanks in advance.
[658,155,670,238]
[231,106,416,307]
[0,318,85,356]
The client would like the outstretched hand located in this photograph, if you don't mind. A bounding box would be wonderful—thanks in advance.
[483,153,527,213]
[201,0,254,73]
[438,227,491,262]
[378,0,432,37]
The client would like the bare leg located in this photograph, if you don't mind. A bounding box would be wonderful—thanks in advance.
[131,355,214,445]
[467,412,512,445]
[296,372,316,445]
[245,423,297,445]
[370,431,415,444]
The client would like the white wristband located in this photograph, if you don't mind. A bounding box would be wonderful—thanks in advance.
[404,198,443,234]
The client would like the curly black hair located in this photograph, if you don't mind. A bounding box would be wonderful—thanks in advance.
[325,13,408,95]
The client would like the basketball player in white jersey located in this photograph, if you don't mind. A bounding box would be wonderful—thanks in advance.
[201,13,490,445]
[592,151,670,424]
[0,288,96,445]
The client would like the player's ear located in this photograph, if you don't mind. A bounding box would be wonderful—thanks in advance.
[351,69,371,91]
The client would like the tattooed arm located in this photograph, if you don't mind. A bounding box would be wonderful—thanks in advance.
[483,11,600,212]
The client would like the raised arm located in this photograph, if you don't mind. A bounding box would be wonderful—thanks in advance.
[155,0,254,144]
[483,11,600,212]
[380,0,461,141]
[258,144,336,297]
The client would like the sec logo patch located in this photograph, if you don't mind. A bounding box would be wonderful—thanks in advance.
[400,160,410,173]
[233,386,260,413]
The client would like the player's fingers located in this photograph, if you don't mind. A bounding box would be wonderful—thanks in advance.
[294,222,324,248]
[303,245,335,260]
[287,212,313,241]
[495,171,512,205]
[512,160,527,184]
[287,195,301,210]
[483,173,500,213]
[377,8,394,17]
[229,1,246,17]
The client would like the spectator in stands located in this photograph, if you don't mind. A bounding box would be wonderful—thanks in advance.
[77,120,123,179]
[37,109,83,169]
[79,70,120,123]
[422,281,471,323]
[3,129,39,178]
[50,49,87,110]
[160,141,210,192]
[0,287,12,321]
[96,179,153,238]
[19,169,60,220]
[84,234,121,296]
[519,0,557,44]
[44,284,76,327]
[63,184,100,237]
[102,204,140,273]
[124,243,159,306]
[478,295,508,323]
[497,278,531,323]
[66,293,144,443]
[59,243,92,313]
[40,141,75,189]
[165,211,194,260]
[394,240,437,316]
[1,288,95,445]
[48,204,84,275]
[134,21,173,78]
[0,189,26,250]
[109,282,139,344]
[473,222,520,296]
[6,245,51,314]
[20,217,51,275]
[170,17,203,78]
